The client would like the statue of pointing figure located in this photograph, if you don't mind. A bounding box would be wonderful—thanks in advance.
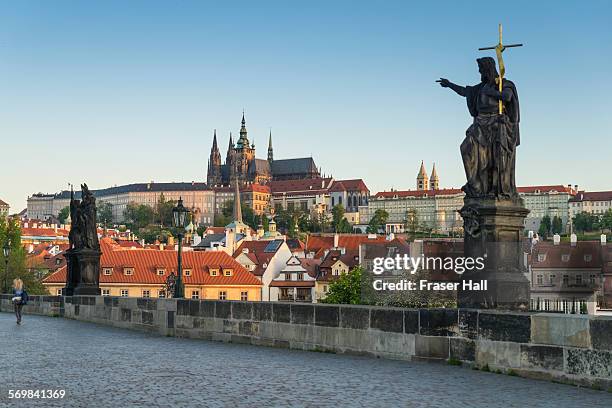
[438,56,520,199]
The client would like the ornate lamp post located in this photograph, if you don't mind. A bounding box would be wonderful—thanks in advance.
[172,197,189,298]
[3,240,10,294]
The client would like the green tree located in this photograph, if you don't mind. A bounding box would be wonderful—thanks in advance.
[123,203,155,231]
[366,209,389,234]
[97,202,114,226]
[156,193,175,228]
[331,204,345,232]
[573,212,598,233]
[58,206,70,224]
[405,209,419,238]
[601,209,612,232]
[539,215,552,238]
[321,266,364,305]
[552,216,563,234]
[0,218,47,294]
[217,199,258,230]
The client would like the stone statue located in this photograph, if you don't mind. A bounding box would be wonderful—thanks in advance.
[64,183,101,296]
[437,56,520,199]
[435,26,530,310]
[69,184,100,250]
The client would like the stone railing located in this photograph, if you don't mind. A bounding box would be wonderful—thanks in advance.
[1,294,611,389]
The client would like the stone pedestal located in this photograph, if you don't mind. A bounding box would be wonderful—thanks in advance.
[458,197,530,310]
[64,248,101,296]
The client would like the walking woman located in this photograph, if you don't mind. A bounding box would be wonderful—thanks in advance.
[11,278,28,325]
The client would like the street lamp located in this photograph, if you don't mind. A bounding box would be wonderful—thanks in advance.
[3,241,10,294]
[172,197,190,298]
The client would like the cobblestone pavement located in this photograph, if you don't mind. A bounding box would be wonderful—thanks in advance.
[1,313,611,408]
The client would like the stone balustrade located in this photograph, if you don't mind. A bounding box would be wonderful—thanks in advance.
[1,294,610,389]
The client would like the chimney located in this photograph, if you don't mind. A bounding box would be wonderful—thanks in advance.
[333,233,339,248]
[159,243,164,251]
[570,234,577,247]
[553,234,560,245]
[602,234,607,246]
[28,244,34,253]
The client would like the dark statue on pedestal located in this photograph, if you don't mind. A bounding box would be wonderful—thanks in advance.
[438,26,529,310]
[64,184,102,296]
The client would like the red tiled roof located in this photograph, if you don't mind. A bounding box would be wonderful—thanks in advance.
[531,242,603,269]
[205,227,226,235]
[306,234,388,257]
[569,191,612,202]
[329,179,369,193]
[233,240,284,276]
[374,188,462,199]
[43,238,260,286]
[517,185,575,194]
[269,178,332,195]
[21,227,70,237]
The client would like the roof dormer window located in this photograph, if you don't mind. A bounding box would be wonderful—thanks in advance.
[103,267,113,276]
[124,267,134,276]
[157,268,165,276]
[210,268,219,277]
[223,269,233,277]
[184,269,192,277]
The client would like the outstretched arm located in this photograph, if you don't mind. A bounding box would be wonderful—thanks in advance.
[437,78,466,97]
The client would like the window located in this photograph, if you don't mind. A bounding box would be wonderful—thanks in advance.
[284,273,291,280]
[297,273,304,281]
[124,268,134,276]
[584,254,592,262]
[537,254,546,262]
[158,290,166,299]
[142,290,151,298]
[219,291,227,300]
[575,275,582,285]
[120,289,129,297]
[57,288,63,296]
[191,290,200,300]
[223,269,233,277]
[210,269,219,276]
[536,275,543,285]
[103,268,113,276]
[184,269,192,277]
[562,275,569,285]
[157,269,165,276]
[333,269,340,276]
[549,274,556,284]
[561,254,570,262]
[241,291,248,301]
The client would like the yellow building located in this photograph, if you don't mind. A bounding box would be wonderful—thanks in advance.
[43,238,261,301]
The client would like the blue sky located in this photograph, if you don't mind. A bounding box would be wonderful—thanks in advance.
[1,1,611,211]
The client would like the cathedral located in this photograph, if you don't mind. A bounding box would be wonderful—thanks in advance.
[207,114,321,186]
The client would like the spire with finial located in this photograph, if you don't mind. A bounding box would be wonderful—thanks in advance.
[267,129,274,162]
[417,160,429,191]
[207,129,222,185]
[233,179,243,223]
[430,162,439,190]
[237,112,249,148]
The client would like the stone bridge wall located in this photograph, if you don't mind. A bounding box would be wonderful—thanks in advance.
[2,294,611,389]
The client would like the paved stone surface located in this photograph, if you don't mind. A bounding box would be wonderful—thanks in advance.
[1,313,611,408]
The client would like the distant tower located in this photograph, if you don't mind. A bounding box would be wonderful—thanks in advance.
[233,113,256,184]
[417,160,429,191]
[207,130,222,186]
[267,129,274,162]
[430,163,439,190]
[226,132,235,164]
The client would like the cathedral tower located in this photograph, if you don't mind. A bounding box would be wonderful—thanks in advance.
[417,160,429,191]
[207,130,222,186]
[430,163,439,190]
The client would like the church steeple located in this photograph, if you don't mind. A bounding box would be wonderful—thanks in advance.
[430,163,439,190]
[417,160,429,191]
[233,179,243,223]
[237,112,249,148]
[226,132,234,164]
[267,129,274,162]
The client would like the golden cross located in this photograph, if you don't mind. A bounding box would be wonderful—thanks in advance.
[479,24,523,114]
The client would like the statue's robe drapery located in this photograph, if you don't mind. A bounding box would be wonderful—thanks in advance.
[460,79,520,198]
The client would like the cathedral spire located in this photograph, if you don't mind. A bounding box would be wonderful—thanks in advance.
[267,129,274,162]
[212,129,218,150]
[430,162,439,190]
[237,112,249,148]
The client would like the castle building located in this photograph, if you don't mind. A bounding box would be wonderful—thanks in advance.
[417,161,429,191]
[206,114,320,186]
